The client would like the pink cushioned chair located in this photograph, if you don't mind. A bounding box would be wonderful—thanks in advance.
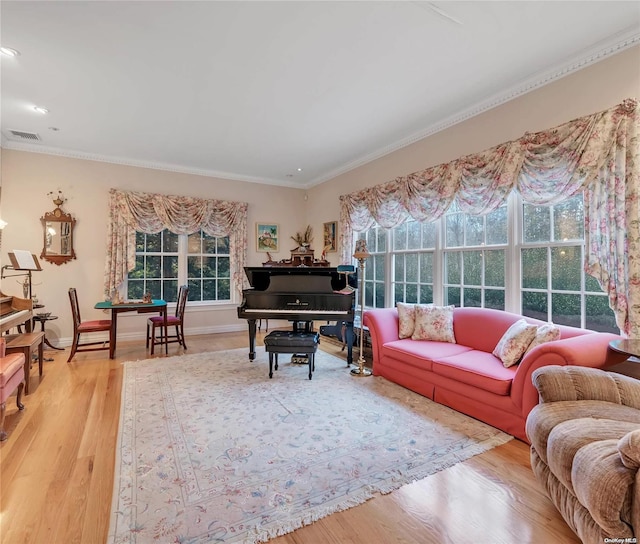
[67,287,112,362]
[0,337,26,441]
[146,285,188,355]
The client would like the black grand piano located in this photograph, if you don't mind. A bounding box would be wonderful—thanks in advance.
[237,267,356,364]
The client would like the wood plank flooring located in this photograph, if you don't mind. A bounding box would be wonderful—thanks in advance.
[0,331,580,544]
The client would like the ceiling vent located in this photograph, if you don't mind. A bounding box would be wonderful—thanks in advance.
[5,129,42,142]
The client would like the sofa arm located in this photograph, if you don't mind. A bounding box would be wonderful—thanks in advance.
[0,338,4,357]
[363,308,400,365]
[531,365,640,408]
[618,429,640,470]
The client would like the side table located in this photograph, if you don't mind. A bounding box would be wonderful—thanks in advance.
[609,339,640,360]
[32,314,64,352]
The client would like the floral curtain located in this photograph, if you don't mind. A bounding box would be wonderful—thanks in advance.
[340,98,640,336]
[104,189,248,300]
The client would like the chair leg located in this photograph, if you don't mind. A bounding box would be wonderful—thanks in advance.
[0,401,6,441]
[181,324,188,350]
[150,323,156,355]
[67,333,79,363]
[146,322,150,349]
[16,381,25,410]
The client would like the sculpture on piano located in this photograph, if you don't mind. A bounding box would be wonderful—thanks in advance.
[237,266,356,364]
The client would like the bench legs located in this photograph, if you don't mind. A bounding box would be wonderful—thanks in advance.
[267,352,315,380]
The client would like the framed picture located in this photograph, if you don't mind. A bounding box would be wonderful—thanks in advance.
[256,223,279,252]
[323,221,337,252]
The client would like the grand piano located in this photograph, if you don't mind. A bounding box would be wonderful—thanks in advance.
[0,291,33,334]
[237,267,356,364]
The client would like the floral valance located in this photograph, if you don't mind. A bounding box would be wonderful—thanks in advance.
[339,98,640,336]
[104,188,248,299]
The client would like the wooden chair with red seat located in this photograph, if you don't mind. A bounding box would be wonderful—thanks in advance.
[146,284,188,355]
[0,337,26,441]
[67,287,112,362]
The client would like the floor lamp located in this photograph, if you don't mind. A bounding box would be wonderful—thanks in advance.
[351,240,372,377]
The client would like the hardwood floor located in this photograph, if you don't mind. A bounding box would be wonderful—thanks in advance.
[0,331,579,544]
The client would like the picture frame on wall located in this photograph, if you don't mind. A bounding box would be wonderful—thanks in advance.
[323,221,337,252]
[256,223,279,252]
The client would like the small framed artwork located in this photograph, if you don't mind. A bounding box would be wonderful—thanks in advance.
[323,221,337,252]
[256,223,279,252]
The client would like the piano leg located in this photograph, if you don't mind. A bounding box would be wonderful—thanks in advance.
[247,319,257,360]
[344,322,354,366]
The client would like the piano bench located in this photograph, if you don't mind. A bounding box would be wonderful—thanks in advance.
[264,331,320,380]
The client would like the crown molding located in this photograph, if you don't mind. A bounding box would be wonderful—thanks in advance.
[304,26,640,188]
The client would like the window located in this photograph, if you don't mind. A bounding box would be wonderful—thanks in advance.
[521,195,616,332]
[128,229,231,303]
[443,201,507,309]
[355,192,618,333]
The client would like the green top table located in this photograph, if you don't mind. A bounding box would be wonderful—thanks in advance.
[95,299,167,359]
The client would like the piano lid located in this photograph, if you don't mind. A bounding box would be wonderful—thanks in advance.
[243,266,356,292]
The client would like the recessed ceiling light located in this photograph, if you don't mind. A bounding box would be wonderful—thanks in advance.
[0,47,20,57]
[48,127,60,131]
[297,168,303,172]
[33,106,49,114]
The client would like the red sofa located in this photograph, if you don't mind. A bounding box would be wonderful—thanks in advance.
[363,307,626,442]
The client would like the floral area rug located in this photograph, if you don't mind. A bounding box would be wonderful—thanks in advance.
[108,348,512,543]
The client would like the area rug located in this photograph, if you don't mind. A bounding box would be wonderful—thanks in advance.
[108,348,512,543]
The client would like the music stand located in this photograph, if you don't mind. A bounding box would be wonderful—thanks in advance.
[2,250,42,299]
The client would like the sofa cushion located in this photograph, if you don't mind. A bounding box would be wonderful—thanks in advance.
[381,339,472,371]
[526,401,640,465]
[492,319,538,367]
[397,302,417,339]
[412,304,456,343]
[431,350,515,396]
[525,322,561,355]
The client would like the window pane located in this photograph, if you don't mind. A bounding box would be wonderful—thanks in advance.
[405,283,417,303]
[203,256,216,277]
[130,255,145,279]
[163,256,178,278]
[553,196,583,241]
[217,237,230,253]
[522,248,547,289]
[552,293,581,327]
[187,232,201,253]
[422,222,436,249]
[188,279,201,301]
[203,234,218,254]
[146,232,162,252]
[218,279,230,300]
[394,255,405,281]
[484,289,505,310]
[445,214,464,247]
[163,231,179,252]
[522,291,547,321]
[407,221,421,250]
[445,252,461,284]
[585,295,617,333]
[203,279,217,300]
[376,228,387,252]
[419,253,433,283]
[135,232,145,252]
[375,282,385,308]
[464,288,481,307]
[484,250,504,287]
[465,215,483,246]
[163,280,178,303]
[486,207,507,245]
[523,204,551,242]
[463,251,481,285]
[394,223,407,251]
[394,283,404,305]
[551,246,581,291]
[187,256,202,278]
[146,280,161,300]
[585,272,603,293]
[145,256,161,278]
[419,286,433,304]
[445,287,460,307]
[405,253,418,283]
[374,255,384,281]
[218,257,230,278]
[128,280,144,300]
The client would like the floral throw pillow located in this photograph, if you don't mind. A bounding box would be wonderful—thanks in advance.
[411,305,456,343]
[524,323,561,355]
[397,302,417,339]
[493,319,538,368]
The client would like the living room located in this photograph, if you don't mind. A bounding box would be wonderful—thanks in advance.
[1,2,639,543]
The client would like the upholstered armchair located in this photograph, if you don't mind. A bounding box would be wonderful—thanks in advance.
[526,365,640,544]
[0,337,26,441]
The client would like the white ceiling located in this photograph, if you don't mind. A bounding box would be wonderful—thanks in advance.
[1,1,639,188]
